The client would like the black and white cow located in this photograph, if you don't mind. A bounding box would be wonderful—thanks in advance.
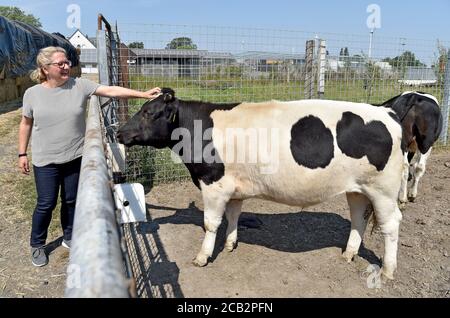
[375,91,443,203]
[117,88,404,280]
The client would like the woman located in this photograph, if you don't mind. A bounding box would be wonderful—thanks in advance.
[18,46,160,267]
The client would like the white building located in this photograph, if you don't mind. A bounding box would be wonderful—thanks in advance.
[398,67,438,86]
[68,29,96,49]
[68,30,98,74]
[326,58,344,72]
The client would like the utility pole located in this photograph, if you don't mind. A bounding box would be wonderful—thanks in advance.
[368,28,374,60]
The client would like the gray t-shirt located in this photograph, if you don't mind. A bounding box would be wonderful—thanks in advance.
[22,77,100,167]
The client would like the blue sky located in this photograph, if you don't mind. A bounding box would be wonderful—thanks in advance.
[2,0,449,40]
[2,0,450,64]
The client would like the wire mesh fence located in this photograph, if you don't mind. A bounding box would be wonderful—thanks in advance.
[100,23,450,187]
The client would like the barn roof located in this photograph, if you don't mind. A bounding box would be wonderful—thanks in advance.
[404,67,437,81]
[234,51,305,60]
[130,49,234,59]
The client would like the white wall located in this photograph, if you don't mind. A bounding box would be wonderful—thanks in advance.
[69,30,96,49]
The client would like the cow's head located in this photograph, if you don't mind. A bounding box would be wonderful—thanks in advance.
[117,88,178,148]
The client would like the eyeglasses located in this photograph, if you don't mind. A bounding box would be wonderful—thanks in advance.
[47,60,72,68]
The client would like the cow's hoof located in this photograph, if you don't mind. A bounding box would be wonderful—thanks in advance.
[225,241,236,252]
[398,201,407,210]
[342,250,356,263]
[192,255,208,267]
[408,196,416,203]
[381,267,395,280]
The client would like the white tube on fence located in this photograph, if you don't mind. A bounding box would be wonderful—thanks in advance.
[65,97,129,298]
[317,39,326,99]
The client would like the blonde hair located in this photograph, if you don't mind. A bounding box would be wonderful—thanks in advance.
[30,46,67,83]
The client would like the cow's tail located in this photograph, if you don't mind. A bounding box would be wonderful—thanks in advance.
[435,108,444,141]
[363,203,379,235]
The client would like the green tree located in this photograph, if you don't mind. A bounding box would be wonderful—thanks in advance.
[364,60,382,102]
[339,47,349,61]
[433,41,448,85]
[383,51,425,68]
[0,6,42,27]
[128,41,144,49]
[351,54,364,63]
[165,37,197,50]
[344,47,349,57]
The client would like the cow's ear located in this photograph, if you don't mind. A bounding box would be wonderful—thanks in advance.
[162,88,175,103]
[164,100,179,123]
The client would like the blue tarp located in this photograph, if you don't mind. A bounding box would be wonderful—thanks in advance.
[0,16,78,78]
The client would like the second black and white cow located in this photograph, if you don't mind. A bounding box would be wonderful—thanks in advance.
[375,91,443,203]
[117,88,404,280]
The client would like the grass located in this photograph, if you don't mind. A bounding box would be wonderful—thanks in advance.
[0,107,35,224]
[128,75,445,103]
[0,102,61,239]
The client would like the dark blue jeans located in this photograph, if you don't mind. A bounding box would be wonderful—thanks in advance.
[30,157,82,247]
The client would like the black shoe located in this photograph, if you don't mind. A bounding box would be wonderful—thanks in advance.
[31,247,48,267]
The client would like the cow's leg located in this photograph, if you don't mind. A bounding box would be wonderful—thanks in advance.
[342,192,371,262]
[193,179,234,267]
[371,196,402,280]
[398,152,410,204]
[224,200,243,252]
[408,148,432,202]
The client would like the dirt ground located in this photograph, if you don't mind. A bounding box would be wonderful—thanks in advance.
[0,101,449,298]
[127,151,450,298]
[0,102,69,298]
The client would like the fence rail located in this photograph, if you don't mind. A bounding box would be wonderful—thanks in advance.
[65,97,129,298]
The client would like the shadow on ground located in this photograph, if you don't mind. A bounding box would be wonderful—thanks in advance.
[124,201,381,297]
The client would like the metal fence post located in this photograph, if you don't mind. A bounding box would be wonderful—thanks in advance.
[305,40,315,99]
[97,30,109,86]
[97,21,120,143]
[439,49,450,145]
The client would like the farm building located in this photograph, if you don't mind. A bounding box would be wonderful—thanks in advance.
[234,51,305,79]
[398,67,438,86]
[68,30,98,74]
[128,48,235,77]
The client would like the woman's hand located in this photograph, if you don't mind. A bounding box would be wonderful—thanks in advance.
[142,87,161,99]
[19,156,30,175]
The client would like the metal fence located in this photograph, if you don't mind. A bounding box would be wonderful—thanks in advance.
[97,23,450,187]
[82,17,450,298]
[65,15,134,298]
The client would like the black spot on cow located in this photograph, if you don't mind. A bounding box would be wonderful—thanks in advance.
[336,112,392,171]
[290,115,334,169]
